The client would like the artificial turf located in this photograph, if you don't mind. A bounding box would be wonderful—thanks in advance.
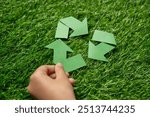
[0,0,150,100]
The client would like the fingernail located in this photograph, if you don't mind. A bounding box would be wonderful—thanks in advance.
[57,63,63,67]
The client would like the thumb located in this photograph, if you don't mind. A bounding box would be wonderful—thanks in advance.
[55,63,67,79]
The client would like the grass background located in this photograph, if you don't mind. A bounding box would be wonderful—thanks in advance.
[0,0,150,100]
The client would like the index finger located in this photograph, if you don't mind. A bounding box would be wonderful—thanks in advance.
[34,65,55,76]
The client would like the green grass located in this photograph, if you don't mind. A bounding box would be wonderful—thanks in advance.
[0,0,150,100]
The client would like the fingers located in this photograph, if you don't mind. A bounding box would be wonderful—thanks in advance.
[50,73,75,85]
[65,72,69,77]
[50,72,69,79]
[34,65,55,76]
[69,78,75,86]
[34,64,72,82]
[55,63,67,79]
[50,73,56,79]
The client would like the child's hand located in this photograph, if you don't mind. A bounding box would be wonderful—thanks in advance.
[27,63,76,100]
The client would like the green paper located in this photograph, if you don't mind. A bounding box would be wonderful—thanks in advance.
[45,39,73,63]
[70,18,88,37]
[60,54,86,72]
[55,22,69,39]
[45,39,86,72]
[60,16,88,37]
[60,16,81,30]
[92,30,116,45]
[88,41,115,62]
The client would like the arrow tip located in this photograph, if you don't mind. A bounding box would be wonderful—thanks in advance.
[69,17,88,37]
[45,39,73,52]
[88,41,108,62]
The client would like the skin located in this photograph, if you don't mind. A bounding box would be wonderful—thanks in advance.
[27,63,76,100]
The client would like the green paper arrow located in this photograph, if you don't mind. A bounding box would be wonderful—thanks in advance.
[45,39,73,63]
[45,39,86,72]
[61,54,86,72]
[55,22,69,39]
[92,30,116,45]
[60,16,88,37]
[88,41,115,62]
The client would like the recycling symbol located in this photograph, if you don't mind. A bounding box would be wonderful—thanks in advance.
[46,16,116,72]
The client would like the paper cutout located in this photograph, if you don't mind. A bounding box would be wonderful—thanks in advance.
[45,39,73,63]
[92,30,116,45]
[70,18,88,37]
[88,41,115,62]
[61,54,86,72]
[60,17,82,30]
[60,16,88,37]
[47,17,117,71]
[55,22,69,39]
[45,39,86,72]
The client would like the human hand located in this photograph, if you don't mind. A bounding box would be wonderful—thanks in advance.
[27,63,76,100]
